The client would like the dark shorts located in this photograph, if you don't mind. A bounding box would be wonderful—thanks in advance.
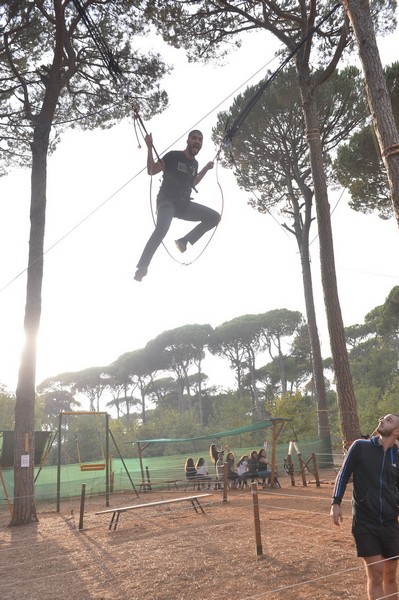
[352,519,399,558]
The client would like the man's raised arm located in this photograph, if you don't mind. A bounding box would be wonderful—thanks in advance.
[145,133,164,176]
[194,161,214,186]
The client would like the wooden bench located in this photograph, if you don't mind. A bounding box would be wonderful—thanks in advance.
[96,493,212,531]
[139,479,181,493]
[184,477,214,491]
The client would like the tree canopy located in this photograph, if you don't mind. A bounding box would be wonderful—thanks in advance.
[333,61,399,219]
[0,0,169,173]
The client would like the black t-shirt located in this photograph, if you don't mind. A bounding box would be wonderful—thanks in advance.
[157,150,198,206]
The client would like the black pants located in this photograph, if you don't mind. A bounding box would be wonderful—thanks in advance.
[136,200,220,269]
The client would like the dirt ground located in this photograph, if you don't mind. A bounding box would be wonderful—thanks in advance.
[0,471,371,599]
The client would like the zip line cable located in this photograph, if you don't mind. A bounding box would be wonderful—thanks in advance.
[0,168,145,293]
[223,2,342,145]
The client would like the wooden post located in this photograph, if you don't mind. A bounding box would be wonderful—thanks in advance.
[110,455,114,493]
[297,452,307,487]
[311,453,320,487]
[270,419,287,487]
[79,483,86,530]
[56,412,62,512]
[105,412,110,507]
[251,482,263,557]
[145,466,152,490]
[222,463,228,502]
[137,442,146,492]
[286,454,296,487]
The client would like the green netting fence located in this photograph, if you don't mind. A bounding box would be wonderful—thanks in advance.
[0,437,338,506]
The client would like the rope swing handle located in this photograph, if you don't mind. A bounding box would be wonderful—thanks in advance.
[132,106,162,162]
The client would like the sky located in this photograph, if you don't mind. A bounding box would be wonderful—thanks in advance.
[0,11,398,397]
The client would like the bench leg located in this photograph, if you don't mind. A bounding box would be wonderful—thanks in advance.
[191,498,206,515]
[113,511,122,531]
[109,512,117,531]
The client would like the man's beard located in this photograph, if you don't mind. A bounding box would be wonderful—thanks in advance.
[377,424,392,437]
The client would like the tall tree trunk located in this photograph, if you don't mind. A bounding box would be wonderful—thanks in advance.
[287,186,332,442]
[11,3,64,525]
[236,357,244,400]
[184,369,192,410]
[300,224,331,441]
[275,341,287,398]
[140,389,146,423]
[197,361,204,426]
[11,127,48,525]
[343,0,399,227]
[177,379,184,413]
[298,76,361,444]
[125,391,131,425]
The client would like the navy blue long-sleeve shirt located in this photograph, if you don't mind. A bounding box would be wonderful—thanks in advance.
[332,436,399,524]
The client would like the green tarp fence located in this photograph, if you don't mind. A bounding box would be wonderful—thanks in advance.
[0,438,336,505]
[0,416,335,505]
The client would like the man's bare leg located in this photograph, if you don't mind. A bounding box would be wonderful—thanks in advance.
[364,555,384,600]
[383,558,399,598]
[364,555,399,599]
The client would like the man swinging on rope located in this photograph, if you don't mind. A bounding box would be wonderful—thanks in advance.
[134,130,221,282]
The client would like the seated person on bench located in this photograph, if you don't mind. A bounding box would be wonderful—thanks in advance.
[241,450,259,483]
[185,457,198,483]
[257,448,280,488]
[226,452,240,488]
[195,457,212,490]
[237,455,249,487]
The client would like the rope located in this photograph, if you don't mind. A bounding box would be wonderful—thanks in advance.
[382,143,399,158]
[132,106,161,162]
[241,564,361,599]
[308,185,346,247]
[223,2,342,145]
[71,0,123,85]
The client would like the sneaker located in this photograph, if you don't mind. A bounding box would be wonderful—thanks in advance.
[175,239,187,253]
[134,267,147,282]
